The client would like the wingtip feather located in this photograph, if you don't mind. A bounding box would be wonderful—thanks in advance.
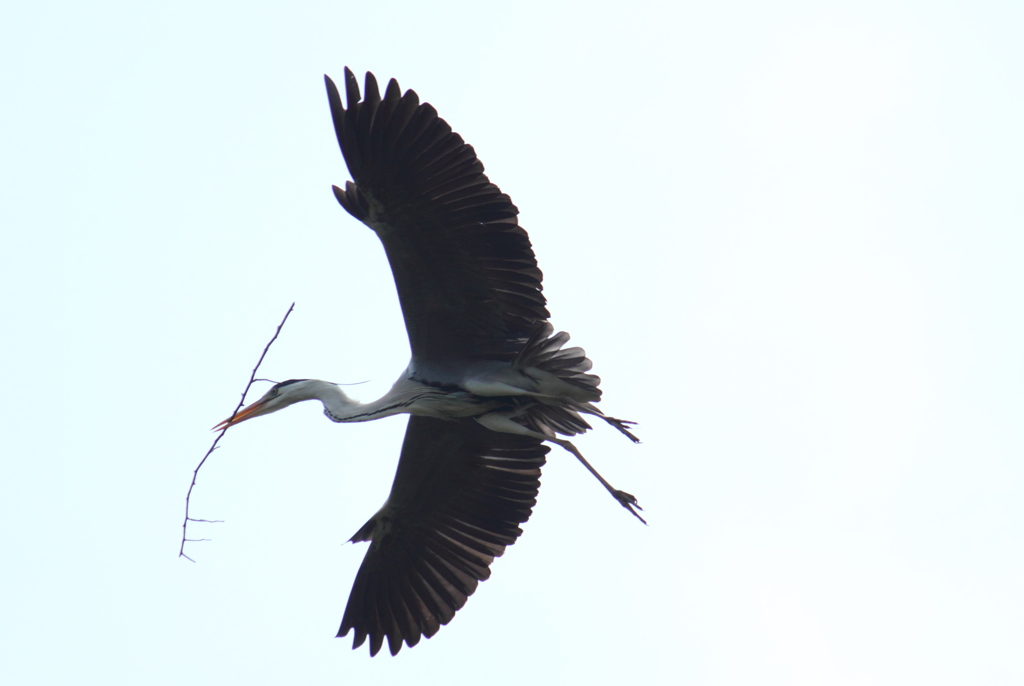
[363,71,381,104]
[344,67,361,109]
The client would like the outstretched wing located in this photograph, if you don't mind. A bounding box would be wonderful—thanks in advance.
[325,69,550,364]
[338,416,548,656]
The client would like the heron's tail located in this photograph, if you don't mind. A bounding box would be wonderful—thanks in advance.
[512,324,639,443]
[514,323,601,400]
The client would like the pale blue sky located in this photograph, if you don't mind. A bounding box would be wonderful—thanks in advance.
[2,1,1023,684]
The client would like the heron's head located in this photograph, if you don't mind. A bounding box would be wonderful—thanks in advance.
[213,379,327,431]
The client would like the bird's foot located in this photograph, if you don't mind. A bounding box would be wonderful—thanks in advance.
[613,489,647,525]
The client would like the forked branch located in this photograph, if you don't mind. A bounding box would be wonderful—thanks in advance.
[179,303,295,562]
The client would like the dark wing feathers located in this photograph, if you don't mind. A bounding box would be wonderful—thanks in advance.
[337,416,547,656]
[326,69,549,363]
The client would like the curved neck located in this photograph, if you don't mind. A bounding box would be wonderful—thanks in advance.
[298,379,413,424]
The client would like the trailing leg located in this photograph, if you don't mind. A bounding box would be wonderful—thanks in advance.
[476,412,645,524]
[549,437,646,524]
[573,402,640,443]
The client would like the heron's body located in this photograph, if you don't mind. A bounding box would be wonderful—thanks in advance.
[217,68,641,657]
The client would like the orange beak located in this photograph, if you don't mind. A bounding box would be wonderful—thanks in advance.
[212,398,272,432]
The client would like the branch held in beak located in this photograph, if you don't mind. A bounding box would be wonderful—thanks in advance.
[212,396,274,432]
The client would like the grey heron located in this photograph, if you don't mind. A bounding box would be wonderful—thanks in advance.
[215,68,642,657]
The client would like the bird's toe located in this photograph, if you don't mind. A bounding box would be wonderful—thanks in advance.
[613,490,647,524]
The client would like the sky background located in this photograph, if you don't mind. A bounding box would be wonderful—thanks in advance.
[3,1,1023,684]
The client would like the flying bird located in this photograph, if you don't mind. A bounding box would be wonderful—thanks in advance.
[215,68,642,657]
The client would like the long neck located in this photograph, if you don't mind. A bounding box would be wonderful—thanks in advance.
[302,378,419,424]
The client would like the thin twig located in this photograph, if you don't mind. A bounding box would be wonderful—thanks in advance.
[179,302,295,562]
